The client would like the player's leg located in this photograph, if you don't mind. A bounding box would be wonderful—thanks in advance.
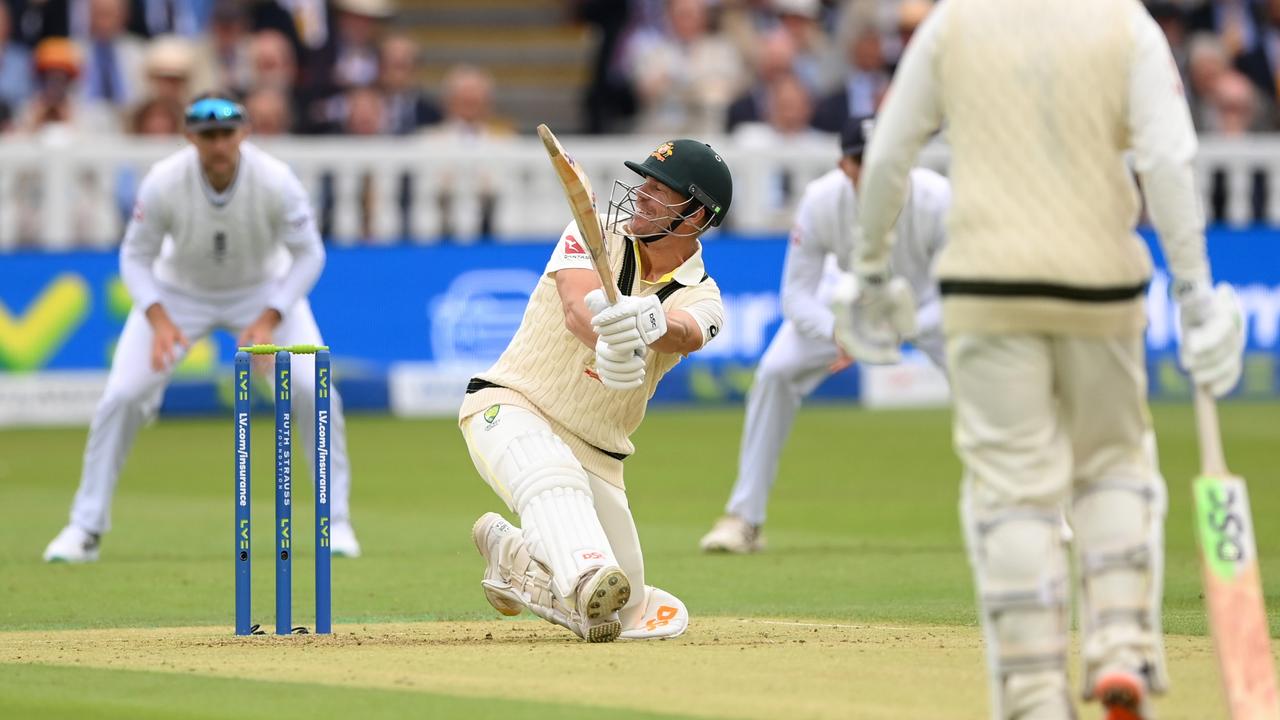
[702,321,838,552]
[268,298,361,557]
[949,333,1074,720]
[462,404,629,642]
[1055,335,1167,716]
[45,295,206,562]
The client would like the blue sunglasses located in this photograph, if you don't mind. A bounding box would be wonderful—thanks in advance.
[185,98,246,132]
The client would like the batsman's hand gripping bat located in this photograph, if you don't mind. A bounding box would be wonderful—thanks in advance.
[1193,386,1280,719]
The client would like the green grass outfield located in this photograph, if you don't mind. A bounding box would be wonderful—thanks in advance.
[0,402,1277,718]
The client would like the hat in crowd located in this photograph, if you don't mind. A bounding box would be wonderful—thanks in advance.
[840,115,876,157]
[146,36,195,78]
[772,0,821,20]
[33,38,81,78]
[334,0,393,18]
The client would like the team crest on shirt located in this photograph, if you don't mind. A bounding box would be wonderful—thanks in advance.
[212,231,227,262]
[650,142,674,162]
[483,404,501,427]
[563,234,588,257]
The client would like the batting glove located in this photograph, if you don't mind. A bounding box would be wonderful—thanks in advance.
[1177,280,1245,397]
[829,271,917,365]
[594,339,645,391]
[588,292,667,351]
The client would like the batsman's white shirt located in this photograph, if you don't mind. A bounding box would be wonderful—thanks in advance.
[63,141,354,535]
[723,167,951,526]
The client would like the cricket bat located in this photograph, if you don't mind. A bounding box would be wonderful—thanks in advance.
[1193,386,1280,719]
[537,123,620,304]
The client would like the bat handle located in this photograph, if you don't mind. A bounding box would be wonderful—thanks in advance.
[1194,385,1229,477]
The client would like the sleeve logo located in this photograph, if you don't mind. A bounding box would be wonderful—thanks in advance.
[563,234,588,256]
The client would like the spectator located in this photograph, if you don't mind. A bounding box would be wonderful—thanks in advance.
[201,0,255,94]
[126,0,210,38]
[889,0,931,72]
[771,0,834,94]
[424,65,514,239]
[813,28,887,132]
[1189,33,1232,127]
[630,0,744,136]
[576,0,637,133]
[142,34,196,106]
[1205,71,1269,220]
[325,0,390,91]
[244,85,292,135]
[1187,0,1264,59]
[732,72,821,226]
[0,3,33,111]
[1234,0,1280,109]
[342,84,387,239]
[77,0,146,115]
[129,94,181,133]
[378,34,440,134]
[21,37,82,131]
[725,27,796,131]
[249,28,297,91]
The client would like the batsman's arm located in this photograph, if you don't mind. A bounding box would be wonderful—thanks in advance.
[648,310,704,355]
[556,268,603,349]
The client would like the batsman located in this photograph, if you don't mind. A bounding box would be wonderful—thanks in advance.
[460,139,732,642]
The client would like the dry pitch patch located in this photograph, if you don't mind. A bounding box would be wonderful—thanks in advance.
[0,618,1242,719]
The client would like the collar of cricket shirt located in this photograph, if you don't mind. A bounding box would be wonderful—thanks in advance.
[631,239,707,287]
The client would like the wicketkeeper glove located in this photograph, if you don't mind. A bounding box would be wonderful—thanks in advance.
[829,270,917,365]
[594,339,646,391]
[585,289,668,352]
[1176,280,1245,397]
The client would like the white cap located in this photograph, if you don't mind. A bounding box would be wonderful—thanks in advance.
[772,0,820,19]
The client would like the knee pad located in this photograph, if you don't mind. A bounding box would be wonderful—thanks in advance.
[498,429,591,514]
[964,496,1071,719]
[1072,474,1168,696]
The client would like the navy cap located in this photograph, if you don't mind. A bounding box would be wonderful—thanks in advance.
[840,115,876,157]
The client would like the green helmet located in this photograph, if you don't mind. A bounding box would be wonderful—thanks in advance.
[624,139,733,227]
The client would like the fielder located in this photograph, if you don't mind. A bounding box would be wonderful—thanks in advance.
[701,116,950,553]
[845,1,1245,718]
[461,139,732,642]
[43,95,363,562]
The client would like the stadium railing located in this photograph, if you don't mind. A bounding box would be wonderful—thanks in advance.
[0,133,1276,249]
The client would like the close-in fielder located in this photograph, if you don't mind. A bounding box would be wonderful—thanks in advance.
[701,116,950,553]
[461,139,732,642]
[844,1,1244,717]
[43,95,363,562]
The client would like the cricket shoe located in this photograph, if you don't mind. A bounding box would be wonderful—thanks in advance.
[42,525,101,563]
[1094,669,1150,720]
[471,512,523,616]
[699,515,765,554]
[574,564,631,643]
[330,520,362,558]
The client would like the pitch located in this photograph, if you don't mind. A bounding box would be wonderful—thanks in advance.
[1,404,1277,718]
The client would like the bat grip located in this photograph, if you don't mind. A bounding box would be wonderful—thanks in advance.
[1194,385,1229,477]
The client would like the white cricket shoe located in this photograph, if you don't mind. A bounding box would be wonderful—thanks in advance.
[699,515,765,554]
[471,512,523,616]
[330,520,362,558]
[574,564,631,643]
[43,525,101,563]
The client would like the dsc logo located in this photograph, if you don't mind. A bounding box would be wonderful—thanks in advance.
[579,551,605,562]
[644,605,680,632]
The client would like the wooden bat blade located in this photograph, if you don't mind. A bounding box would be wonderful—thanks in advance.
[1195,472,1280,718]
[536,123,617,302]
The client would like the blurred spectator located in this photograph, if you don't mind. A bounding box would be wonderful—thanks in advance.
[1189,33,1232,127]
[0,3,33,110]
[1188,0,1264,59]
[326,0,389,90]
[244,84,291,134]
[732,72,820,226]
[126,0,210,38]
[78,0,145,115]
[129,93,181,133]
[889,0,931,71]
[813,28,887,132]
[249,28,297,90]
[201,0,254,94]
[725,27,796,131]
[379,34,439,134]
[771,0,835,94]
[0,98,13,134]
[343,83,383,135]
[142,34,196,106]
[1234,0,1280,108]
[21,37,81,130]
[1205,71,1269,220]
[575,0,636,133]
[425,65,513,239]
[630,0,744,136]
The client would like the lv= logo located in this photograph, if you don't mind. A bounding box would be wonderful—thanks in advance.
[0,273,91,370]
